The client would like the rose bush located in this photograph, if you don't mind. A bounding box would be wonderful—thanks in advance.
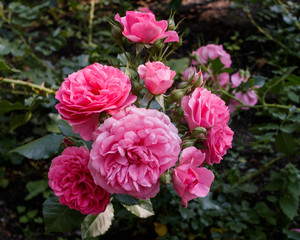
[88,107,182,199]
[138,61,176,95]
[48,146,111,215]
[172,147,214,207]
[55,63,136,141]
[115,11,179,44]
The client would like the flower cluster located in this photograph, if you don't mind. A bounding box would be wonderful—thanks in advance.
[229,70,259,112]
[191,44,232,87]
[48,10,234,217]
[184,44,259,113]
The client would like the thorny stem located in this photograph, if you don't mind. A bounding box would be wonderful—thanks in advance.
[88,0,96,45]
[262,66,297,104]
[238,156,282,184]
[0,77,56,95]
[276,0,300,30]
[2,13,51,71]
[246,11,300,60]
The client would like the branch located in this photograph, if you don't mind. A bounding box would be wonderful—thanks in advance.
[88,0,96,45]
[0,77,56,95]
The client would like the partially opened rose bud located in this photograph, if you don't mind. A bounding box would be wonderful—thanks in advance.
[181,139,195,149]
[160,171,172,185]
[110,22,123,47]
[152,38,165,54]
[192,74,203,88]
[170,89,185,102]
[191,126,207,138]
[167,17,176,31]
[138,61,176,95]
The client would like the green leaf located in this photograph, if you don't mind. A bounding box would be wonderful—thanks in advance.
[81,203,114,239]
[198,194,220,210]
[275,132,297,155]
[9,134,64,160]
[0,58,20,74]
[10,112,32,131]
[287,91,299,103]
[211,57,225,75]
[114,194,138,206]
[280,195,299,220]
[123,199,154,218]
[281,123,300,134]
[238,183,258,193]
[25,180,49,200]
[140,91,154,106]
[155,95,165,112]
[135,43,145,55]
[57,119,80,138]
[283,228,300,240]
[266,195,278,203]
[167,58,189,74]
[27,209,38,219]
[264,178,282,191]
[251,75,266,87]
[286,74,300,85]
[179,207,195,220]
[43,196,84,234]
[0,100,28,116]
[19,215,29,223]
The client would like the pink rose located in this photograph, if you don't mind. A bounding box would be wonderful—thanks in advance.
[191,44,232,68]
[173,147,214,207]
[89,107,182,199]
[55,63,136,141]
[201,70,229,88]
[181,87,230,130]
[229,89,258,112]
[115,11,179,44]
[48,146,110,215]
[182,66,203,85]
[203,125,233,165]
[217,72,230,87]
[138,61,176,95]
[181,88,233,164]
[231,72,249,87]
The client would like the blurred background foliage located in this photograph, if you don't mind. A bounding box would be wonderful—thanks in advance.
[0,0,299,239]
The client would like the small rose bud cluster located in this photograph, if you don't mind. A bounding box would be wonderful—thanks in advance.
[190,44,232,88]
[229,70,259,113]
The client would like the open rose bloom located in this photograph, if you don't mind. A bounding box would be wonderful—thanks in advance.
[55,63,136,141]
[192,44,232,68]
[89,107,181,199]
[173,147,214,207]
[115,11,179,44]
[48,147,111,215]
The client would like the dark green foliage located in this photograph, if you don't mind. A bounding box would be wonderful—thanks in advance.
[0,0,299,239]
